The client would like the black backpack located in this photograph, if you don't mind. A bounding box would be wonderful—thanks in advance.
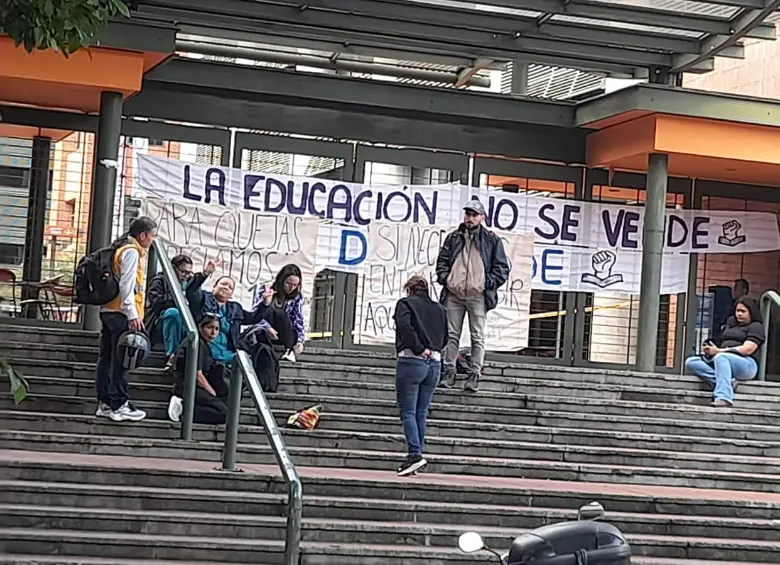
[73,238,127,306]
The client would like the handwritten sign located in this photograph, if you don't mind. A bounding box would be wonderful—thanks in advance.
[143,198,319,329]
[354,222,533,351]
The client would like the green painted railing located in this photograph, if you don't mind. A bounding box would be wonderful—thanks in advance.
[222,350,302,565]
[758,290,780,381]
[149,241,199,440]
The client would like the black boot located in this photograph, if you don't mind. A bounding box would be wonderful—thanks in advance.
[440,364,457,388]
[463,371,480,393]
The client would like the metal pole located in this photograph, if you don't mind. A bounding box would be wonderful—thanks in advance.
[147,244,159,277]
[221,360,244,470]
[83,91,123,331]
[509,62,529,95]
[285,480,303,565]
[759,293,772,381]
[181,337,199,440]
[636,153,669,372]
[21,136,52,318]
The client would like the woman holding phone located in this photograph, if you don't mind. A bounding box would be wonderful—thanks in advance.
[685,296,765,407]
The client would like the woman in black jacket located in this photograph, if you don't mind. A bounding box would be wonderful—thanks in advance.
[393,275,448,477]
[144,254,193,365]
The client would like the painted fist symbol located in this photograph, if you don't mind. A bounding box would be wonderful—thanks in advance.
[722,220,742,240]
[591,250,617,279]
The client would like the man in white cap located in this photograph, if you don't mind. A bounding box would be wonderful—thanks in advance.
[436,197,509,392]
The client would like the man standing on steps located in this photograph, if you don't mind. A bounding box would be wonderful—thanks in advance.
[436,198,509,393]
[95,216,157,422]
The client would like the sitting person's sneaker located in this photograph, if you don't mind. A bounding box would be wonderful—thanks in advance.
[95,403,112,418]
[281,350,297,363]
[440,365,457,389]
[463,371,480,393]
[397,454,427,477]
[168,396,183,422]
[109,401,147,422]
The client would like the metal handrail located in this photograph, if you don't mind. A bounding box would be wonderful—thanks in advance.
[758,290,780,381]
[150,241,200,440]
[222,350,302,565]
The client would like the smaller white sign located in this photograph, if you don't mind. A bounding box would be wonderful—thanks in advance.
[355,222,534,351]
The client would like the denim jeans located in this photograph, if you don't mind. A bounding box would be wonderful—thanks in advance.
[395,357,440,456]
[161,307,184,356]
[96,311,130,410]
[685,353,757,403]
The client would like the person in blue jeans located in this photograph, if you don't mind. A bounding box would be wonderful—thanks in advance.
[393,275,448,477]
[685,296,765,407]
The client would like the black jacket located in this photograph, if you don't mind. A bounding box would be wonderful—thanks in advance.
[144,273,175,331]
[186,273,269,352]
[394,295,448,355]
[435,224,510,311]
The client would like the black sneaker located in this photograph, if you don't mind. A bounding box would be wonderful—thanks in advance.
[397,455,427,477]
[463,372,480,393]
[440,365,457,389]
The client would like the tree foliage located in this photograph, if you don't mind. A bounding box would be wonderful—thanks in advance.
[0,0,130,56]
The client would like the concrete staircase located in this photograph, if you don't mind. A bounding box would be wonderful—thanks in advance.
[2,324,780,565]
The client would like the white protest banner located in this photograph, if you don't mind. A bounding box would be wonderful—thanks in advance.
[139,155,780,260]
[137,154,464,273]
[532,245,690,294]
[355,222,533,351]
[471,188,780,255]
[142,197,319,329]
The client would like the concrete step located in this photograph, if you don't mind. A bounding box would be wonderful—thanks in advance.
[0,529,493,565]
[7,392,780,443]
[11,358,780,413]
[8,410,780,460]
[4,498,780,542]
[3,430,780,492]
[1,513,778,562]
[0,555,765,565]
[5,337,780,398]
[11,371,780,429]
[6,450,780,520]
[0,326,97,348]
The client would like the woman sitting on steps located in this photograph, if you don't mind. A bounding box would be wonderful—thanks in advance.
[685,296,765,408]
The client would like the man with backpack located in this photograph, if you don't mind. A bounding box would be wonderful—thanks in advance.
[90,217,158,422]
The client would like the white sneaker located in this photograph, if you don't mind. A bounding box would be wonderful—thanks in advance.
[168,396,183,422]
[282,350,297,363]
[95,403,112,418]
[109,401,146,422]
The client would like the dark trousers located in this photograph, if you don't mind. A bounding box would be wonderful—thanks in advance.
[96,311,130,410]
[178,364,230,425]
[261,307,296,350]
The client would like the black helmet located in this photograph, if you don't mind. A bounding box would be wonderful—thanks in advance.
[117,331,151,370]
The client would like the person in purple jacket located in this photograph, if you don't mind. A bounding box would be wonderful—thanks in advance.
[251,264,306,360]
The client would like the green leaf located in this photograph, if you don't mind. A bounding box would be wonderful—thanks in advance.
[0,360,29,405]
[0,0,132,55]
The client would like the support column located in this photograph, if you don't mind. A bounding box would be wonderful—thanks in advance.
[502,62,529,95]
[636,153,669,372]
[83,91,123,331]
[21,136,52,318]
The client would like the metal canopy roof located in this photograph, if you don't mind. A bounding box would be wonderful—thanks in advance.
[134,0,780,79]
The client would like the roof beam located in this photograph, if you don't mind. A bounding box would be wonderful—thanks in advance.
[144,57,577,127]
[671,0,780,72]
[138,0,676,73]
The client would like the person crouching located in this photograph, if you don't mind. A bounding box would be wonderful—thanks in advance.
[393,275,448,477]
[168,313,231,425]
